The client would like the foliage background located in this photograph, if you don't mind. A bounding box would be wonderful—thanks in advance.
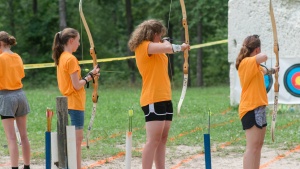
[0,0,228,88]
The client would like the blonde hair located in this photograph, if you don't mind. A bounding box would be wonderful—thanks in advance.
[128,19,167,51]
[52,28,79,65]
[0,31,17,46]
[236,35,261,70]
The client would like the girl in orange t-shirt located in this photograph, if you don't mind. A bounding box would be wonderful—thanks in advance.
[52,28,99,169]
[236,35,279,169]
[128,19,190,169]
[0,31,31,169]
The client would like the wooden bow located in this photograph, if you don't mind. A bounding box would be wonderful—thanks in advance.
[269,0,280,142]
[79,0,99,148]
[177,0,189,114]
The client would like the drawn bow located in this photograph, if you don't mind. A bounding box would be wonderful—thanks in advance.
[269,0,280,142]
[79,0,99,148]
[177,0,189,114]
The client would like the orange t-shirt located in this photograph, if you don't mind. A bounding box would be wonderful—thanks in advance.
[135,41,171,106]
[57,52,86,111]
[0,52,24,90]
[238,56,268,119]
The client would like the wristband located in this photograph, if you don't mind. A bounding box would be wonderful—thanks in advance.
[172,44,182,53]
[266,68,275,75]
[88,72,95,83]
[82,78,89,88]
[271,68,276,74]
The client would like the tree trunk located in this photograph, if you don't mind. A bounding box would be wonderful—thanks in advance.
[125,0,136,85]
[196,21,203,86]
[8,0,15,36]
[33,0,37,14]
[59,0,67,30]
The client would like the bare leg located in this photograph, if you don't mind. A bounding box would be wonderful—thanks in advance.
[2,118,19,167]
[16,115,31,166]
[243,126,266,169]
[76,129,83,169]
[142,121,166,169]
[154,121,171,169]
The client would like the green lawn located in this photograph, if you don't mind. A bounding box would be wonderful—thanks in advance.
[0,85,299,162]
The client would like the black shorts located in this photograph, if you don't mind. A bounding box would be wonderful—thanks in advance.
[141,101,173,122]
[1,115,14,120]
[241,106,267,130]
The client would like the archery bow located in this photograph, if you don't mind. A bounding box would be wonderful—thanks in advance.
[177,0,189,114]
[79,0,99,148]
[269,0,279,142]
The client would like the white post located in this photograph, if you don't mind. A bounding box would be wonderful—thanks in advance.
[51,132,59,169]
[14,120,21,145]
[125,131,132,169]
[66,126,77,169]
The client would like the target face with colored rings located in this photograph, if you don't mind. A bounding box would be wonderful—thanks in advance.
[264,74,273,93]
[284,64,300,97]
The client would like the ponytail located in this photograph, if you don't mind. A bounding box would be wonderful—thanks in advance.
[51,28,79,65]
[52,32,64,65]
[235,35,260,70]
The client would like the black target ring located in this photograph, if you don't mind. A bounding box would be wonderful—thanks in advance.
[284,64,300,97]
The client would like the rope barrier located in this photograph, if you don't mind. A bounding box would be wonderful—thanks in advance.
[24,39,228,70]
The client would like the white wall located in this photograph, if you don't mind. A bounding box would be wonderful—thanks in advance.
[228,0,300,105]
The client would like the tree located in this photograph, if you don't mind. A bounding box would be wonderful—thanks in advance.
[125,0,136,85]
[0,0,229,87]
[59,0,67,30]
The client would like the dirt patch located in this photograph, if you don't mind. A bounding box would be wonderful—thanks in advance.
[1,145,299,168]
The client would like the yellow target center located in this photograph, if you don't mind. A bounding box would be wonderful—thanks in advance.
[296,76,300,86]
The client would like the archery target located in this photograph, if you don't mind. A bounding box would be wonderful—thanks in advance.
[284,64,300,97]
[264,74,273,93]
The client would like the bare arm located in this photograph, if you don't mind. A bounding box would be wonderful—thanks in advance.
[148,40,190,55]
[260,64,280,75]
[70,71,87,90]
[70,65,100,90]
[148,40,173,54]
[255,53,268,64]
[260,66,268,75]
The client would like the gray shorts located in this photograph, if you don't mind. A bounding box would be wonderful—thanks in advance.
[0,89,30,117]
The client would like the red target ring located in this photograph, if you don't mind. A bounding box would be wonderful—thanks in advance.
[291,72,300,90]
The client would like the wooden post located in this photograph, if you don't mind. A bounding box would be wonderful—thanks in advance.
[56,96,68,169]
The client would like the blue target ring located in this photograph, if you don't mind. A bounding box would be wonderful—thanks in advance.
[284,64,300,97]
[260,64,273,93]
[264,74,273,93]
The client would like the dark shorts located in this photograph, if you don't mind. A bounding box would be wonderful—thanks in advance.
[68,109,84,130]
[141,101,173,122]
[0,89,30,119]
[1,116,14,120]
[242,106,267,130]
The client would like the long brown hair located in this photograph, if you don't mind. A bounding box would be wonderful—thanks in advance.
[128,19,167,51]
[235,35,261,70]
[0,31,17,47]
[52,28,79,65]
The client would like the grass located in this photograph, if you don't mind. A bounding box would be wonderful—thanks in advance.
[0,85,299,163]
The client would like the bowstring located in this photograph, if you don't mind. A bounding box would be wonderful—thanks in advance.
[80,13,88,74]
[167,0,172,31]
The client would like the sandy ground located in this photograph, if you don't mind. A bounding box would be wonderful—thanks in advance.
[1,145,299,169]
[83,145,300,169]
